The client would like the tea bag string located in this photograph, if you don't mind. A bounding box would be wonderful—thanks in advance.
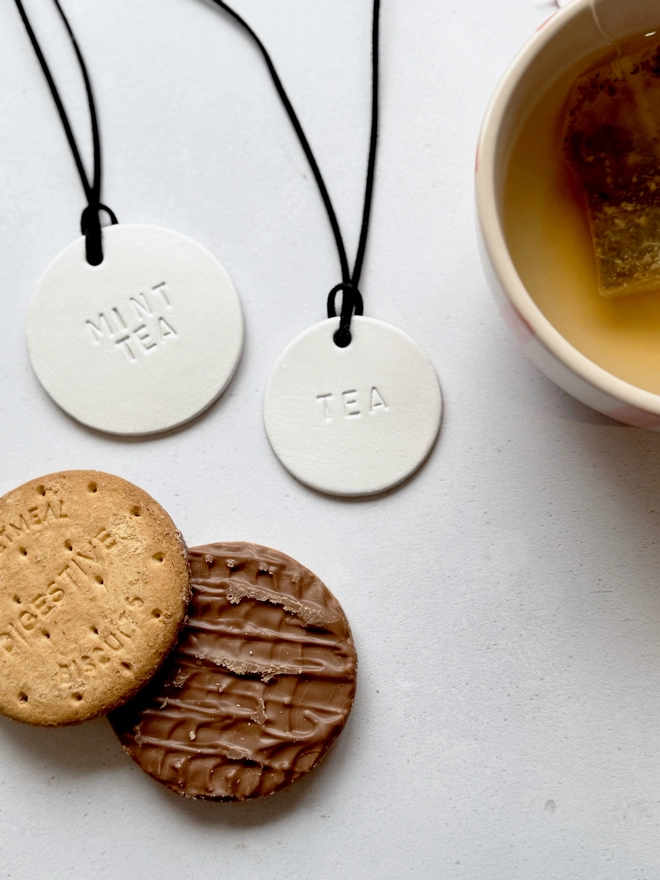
[206,0,380,347]
[14,0,118,266]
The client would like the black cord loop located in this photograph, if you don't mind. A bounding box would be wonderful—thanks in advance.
[14,0,117,265]
[204,0,380,345]
[327,283,364,348]
[80,204,119,266]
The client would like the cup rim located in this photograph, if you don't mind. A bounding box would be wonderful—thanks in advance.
[476,0,660,415]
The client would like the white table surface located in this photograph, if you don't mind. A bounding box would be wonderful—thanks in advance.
[3,1,660,878]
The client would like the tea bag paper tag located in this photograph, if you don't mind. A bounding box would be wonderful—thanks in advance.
[264,316,442,496]
[26,224,244,436]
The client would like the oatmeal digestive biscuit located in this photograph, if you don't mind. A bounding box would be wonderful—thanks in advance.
[0,471,190,726]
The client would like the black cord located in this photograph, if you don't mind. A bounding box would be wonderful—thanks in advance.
[352,0,379,296]
[204,0,380,346]
[14,0,117,265]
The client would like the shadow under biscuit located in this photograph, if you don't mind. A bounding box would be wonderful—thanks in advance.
[0,714,126,777]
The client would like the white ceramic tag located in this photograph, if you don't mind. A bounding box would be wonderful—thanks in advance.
[26,224,244,436]
[264,316,442,496]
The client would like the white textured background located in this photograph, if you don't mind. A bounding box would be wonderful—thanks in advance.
[2,0,660,878]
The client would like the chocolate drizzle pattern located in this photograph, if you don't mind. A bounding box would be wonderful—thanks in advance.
[110,543,357,801]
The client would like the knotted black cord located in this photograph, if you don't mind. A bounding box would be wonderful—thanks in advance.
[204,0,380,347]
[14,0,117,265]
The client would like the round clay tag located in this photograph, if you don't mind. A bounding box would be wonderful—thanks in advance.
[0,471,190,726]
[264,317,442,496]
[26,225,243,436]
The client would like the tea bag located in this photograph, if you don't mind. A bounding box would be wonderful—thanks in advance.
[564,42,660,298]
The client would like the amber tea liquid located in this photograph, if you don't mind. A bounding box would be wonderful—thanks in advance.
[504,30,660,394]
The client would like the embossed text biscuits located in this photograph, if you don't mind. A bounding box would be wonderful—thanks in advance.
[110,542,358,801]
[0,471,190,725]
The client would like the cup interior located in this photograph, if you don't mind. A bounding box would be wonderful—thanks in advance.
[477,0,660,413]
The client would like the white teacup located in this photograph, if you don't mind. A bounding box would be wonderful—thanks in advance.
[476,0,660,429]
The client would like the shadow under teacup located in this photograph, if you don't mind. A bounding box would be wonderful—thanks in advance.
[477,0,660,429]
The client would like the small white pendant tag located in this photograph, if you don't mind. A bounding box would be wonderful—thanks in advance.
[264,316,442,496]
[26,224,244,436]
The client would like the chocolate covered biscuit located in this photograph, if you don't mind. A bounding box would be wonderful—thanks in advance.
[110,542,357,801]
